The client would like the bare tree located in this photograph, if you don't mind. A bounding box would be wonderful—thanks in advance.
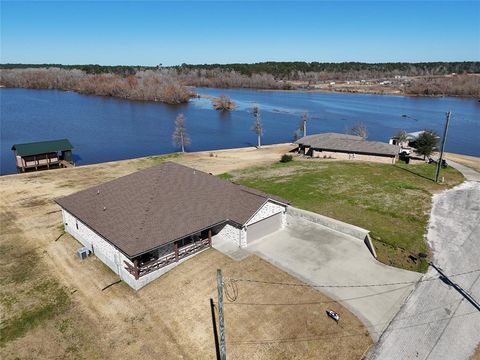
[349,121,368,139]
[299,112,309,138]
[292,129,302,142]
[393,130,409,147]
[172,113,191,152]
[251,106,263,148]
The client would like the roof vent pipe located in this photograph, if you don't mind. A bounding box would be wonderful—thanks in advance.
[103,206,106,211]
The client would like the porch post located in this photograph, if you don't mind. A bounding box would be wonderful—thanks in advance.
[208,229,212,247]
[174,243,179,262]
[133,259,139,280]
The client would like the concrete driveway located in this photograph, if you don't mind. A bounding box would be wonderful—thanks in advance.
[248,215,421,341]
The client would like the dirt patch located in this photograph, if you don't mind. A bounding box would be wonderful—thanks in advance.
[176,143,297,175]
[471,343,480,360]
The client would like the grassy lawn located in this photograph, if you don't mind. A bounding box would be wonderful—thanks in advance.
[222,159,464,272]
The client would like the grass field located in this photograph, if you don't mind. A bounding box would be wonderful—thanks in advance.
[0,147,372,360]
[222,158,464,272]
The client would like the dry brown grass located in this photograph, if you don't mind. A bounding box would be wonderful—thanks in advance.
[444,152,480,173]
[1,144,370,360]
[472,343,480,360]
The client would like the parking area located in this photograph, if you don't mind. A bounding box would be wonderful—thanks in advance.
[247,215,422,341]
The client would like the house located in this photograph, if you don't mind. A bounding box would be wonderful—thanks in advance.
[55,162,288,290]
[11,139,74,173]
[389,131,437,148]
[295,133,399,164]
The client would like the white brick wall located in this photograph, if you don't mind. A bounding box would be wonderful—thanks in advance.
[239,228,247,247]
[61,201,287,288]
[62,209,208,290]
[216,223,243,246]
[246,201,286,227]
[63,210,129,277]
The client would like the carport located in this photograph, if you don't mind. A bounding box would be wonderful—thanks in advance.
[247,215,421,341]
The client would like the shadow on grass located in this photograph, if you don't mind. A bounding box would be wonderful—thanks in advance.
[394,164,435,182]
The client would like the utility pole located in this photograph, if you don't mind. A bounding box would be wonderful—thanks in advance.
[217,269,227,360]
[435,111,451,183]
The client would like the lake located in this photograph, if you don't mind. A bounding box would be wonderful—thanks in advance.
[1,87,479,175]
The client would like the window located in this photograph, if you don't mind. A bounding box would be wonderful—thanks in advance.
[75,220,79,230]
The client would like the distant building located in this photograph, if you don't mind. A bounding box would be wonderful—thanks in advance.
[295,133,399,164]
[389,131,433,148]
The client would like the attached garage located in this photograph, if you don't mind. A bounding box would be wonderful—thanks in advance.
[247,212,283,243]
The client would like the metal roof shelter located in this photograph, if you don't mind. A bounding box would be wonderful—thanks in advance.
[11,139,74,173]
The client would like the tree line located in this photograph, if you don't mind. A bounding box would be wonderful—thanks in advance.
[2,62,479,101]
[175,61,480,79]
[3,61,479,77]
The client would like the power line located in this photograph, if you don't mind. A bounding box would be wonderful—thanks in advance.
[224,267,480,289]
[227,310,479,346]
[223,284,413,306]
[216,296,466,332]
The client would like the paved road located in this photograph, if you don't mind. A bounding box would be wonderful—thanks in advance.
[368,167,480,359]
[247,216,421,341]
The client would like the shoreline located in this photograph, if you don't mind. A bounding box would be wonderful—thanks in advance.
[256,87,479,99]
[2,84,478,101]
[2,144,479,178]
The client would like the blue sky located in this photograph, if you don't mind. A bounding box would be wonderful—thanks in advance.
[1,1,479,65]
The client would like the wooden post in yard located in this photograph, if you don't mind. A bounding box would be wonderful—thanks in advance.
[217,269,227,360]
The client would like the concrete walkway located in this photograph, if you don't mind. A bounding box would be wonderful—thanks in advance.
[368,163,480,359]
[247,216,421,341]
[448,160,480,182]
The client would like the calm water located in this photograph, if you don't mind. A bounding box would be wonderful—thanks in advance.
[1,87,479,175]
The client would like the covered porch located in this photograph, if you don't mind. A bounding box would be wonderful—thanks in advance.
[124,226,222,279]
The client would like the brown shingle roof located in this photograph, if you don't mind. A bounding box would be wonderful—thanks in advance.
[55,162,287,258]
[295,133,399,157]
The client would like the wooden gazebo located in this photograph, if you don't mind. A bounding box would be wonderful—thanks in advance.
[11,139,74,173]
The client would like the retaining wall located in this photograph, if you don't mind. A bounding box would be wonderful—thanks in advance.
[287,206,377,258]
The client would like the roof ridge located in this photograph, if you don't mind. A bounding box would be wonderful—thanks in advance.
[135,167,165,241]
